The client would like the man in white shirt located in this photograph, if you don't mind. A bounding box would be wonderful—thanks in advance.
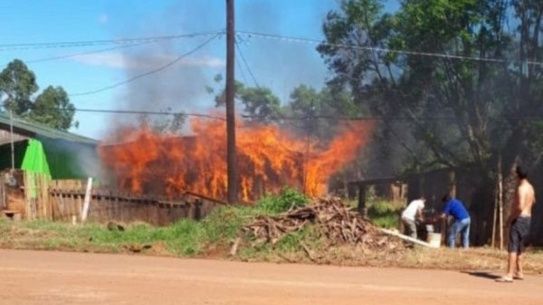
[401,197,426,239]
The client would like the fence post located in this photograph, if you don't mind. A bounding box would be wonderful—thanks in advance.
[81,177,93,222]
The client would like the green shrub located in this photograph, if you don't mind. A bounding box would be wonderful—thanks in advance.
[201,205,258,243]
[257,188,309,214]
[367,200,403,229]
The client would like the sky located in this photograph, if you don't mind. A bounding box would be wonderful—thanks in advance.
[0,0,399,140]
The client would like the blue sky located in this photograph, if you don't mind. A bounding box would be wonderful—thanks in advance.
[0,1,398,139]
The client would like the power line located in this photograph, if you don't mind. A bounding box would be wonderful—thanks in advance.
[12,106,467,122]
[69,33,222,97]
[235,40,259,87]
[73,107,225,120]
[27,41,154,64]
[237,30,543,66]
[20,104,543,124]
[0,31,223,51]
[241,114,470,122]
[235,50,249,84]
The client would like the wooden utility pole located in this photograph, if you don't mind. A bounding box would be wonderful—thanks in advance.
[498,155,504,250]
[226,0,238,203]
[492,175,498,248]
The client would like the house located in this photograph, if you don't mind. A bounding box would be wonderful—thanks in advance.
[0,113,98,218]
[0,112,98,179]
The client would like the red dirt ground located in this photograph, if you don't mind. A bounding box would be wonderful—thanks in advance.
[0,249,542,305]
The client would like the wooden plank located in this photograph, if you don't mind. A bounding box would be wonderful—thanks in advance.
[81,178,93,222]
[378,228,438,248]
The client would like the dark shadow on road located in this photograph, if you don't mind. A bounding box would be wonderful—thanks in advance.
[462,271,501,280]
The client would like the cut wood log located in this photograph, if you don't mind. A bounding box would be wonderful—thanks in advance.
[243,197,405,252]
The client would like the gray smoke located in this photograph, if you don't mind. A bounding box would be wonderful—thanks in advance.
[107,0,334,127]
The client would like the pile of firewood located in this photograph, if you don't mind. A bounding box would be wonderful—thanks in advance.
[243,197,403,250]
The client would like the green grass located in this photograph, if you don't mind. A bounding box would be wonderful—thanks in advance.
[256,187,309,214]
[0,191,392,261]
[0,191,399,264]
[367,199,403,229]
[0,189,311,257]
[6,197,543,273]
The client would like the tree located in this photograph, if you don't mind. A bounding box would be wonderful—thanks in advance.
[319,0,543,244]
[209,74,283,123]
[238,85,282,123]
[0,59,38,115]
[286,84,360,140]
[0,59,77,130]
[138,110,186,134]
[318,0,541,172]
[29,86,76,130]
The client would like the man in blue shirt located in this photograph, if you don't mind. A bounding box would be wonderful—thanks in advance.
[441,195,471,248]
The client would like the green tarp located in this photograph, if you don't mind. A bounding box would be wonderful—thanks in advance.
[0,138,98,180]
[21,139,51,176]
[40,138,96,179]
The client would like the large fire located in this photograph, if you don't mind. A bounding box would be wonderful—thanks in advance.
[99,118,373,201]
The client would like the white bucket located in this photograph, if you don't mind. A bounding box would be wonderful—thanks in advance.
[427,233,441,248]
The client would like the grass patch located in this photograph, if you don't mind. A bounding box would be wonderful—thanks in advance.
[256,188,308,214]
[0,194,286,257]
[4,191,543,274]
[0,218,206,256]
[367,199,403,229]
[0,190,310,257]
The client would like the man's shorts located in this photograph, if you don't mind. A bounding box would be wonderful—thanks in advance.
[508,216,531,254]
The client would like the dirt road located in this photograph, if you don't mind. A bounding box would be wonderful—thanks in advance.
[0,249,542,305]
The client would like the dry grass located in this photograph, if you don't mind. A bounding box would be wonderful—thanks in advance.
[238,243,543,274]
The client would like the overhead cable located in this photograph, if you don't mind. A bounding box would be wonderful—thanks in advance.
[0,31,222,51]
[73,107,225,121]
[237,30,543,66]
[27,41,154,63]
[69,33,222,97]
[235,40,259,87]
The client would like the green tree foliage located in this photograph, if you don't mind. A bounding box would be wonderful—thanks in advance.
[29,86,76,130]
[286,84,361,139]
[319,0,543,176]
[138,111,186,134]
[0,59,77,130]
[210,75,283,123]
[319,0,543,243]
[238,84,282,123]
[0,59,38,115]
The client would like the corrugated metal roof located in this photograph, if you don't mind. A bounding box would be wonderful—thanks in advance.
[0,112,97,145]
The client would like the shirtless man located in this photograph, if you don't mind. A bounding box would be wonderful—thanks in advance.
[497,166,536,282]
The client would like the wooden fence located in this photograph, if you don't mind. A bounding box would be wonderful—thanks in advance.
[3,172,224,226]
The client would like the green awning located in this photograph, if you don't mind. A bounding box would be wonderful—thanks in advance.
[21,139,51,177]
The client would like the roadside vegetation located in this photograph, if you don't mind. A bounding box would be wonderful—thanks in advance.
[366,199,403,229]
[1,189,543,273]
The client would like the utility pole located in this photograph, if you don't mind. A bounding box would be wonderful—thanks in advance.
[226,0,238,203]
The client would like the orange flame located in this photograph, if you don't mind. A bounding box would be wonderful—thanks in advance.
[99,118,373,201]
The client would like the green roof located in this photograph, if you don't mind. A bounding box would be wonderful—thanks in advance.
[0,112,97,145]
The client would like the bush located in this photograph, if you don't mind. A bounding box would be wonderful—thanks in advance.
[367,200,403,229]
[256,188,309,214]
[201,205,258,243]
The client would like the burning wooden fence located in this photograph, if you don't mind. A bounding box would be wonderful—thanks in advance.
[2,171,224,225]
